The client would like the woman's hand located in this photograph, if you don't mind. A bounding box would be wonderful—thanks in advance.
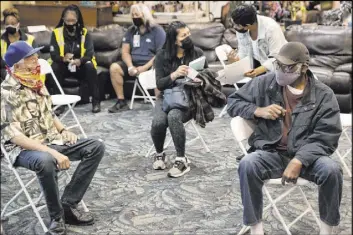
[171,65,189,80]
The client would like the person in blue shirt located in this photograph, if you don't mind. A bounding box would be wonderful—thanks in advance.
[109,3,166,113]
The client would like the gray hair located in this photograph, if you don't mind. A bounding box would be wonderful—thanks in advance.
[130,3,155,26]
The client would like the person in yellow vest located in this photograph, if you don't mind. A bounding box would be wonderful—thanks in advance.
[49,4,101,113]
[1,8,37,82]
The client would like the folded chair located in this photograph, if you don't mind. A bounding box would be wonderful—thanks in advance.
[215,44,251,118]
[38,58,87,138]
[230,116,320,235]
[336,113,352,177]
[1,143,89,234]
[129,69,158,110]
[136,70,210,158]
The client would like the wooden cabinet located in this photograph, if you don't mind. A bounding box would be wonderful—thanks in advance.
[13,3,113,28]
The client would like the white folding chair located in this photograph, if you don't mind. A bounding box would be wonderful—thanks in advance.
[215,45,251,118]
[336,113,352,177]
[230,117,320,235]
[139,71,211,158]
[1,143,89,233]
[129,69,158,110]
[38,58,87,138]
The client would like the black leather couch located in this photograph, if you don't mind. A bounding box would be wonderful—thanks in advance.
[285,25,352,113]
[9,23,351,113]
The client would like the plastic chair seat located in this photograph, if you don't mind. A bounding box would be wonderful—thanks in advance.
[51,94,81,106]
[340,113,352,127]
[267,178,310,186]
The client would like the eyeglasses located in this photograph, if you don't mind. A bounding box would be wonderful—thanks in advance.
[274,61,302,73]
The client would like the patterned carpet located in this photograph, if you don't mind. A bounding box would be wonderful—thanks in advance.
[1,100,352,235]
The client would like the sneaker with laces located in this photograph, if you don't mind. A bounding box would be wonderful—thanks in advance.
[153,152,167,170]
[167,157,190,178]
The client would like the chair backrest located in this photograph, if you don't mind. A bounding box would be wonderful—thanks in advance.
[215,44,233,69]
[38,58,65,95]
[138,69,156,90]
[230,116,256,154]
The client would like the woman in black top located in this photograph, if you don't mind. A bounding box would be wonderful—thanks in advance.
[151,21,208,178]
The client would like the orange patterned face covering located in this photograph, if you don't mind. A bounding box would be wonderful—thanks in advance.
[8,65,43,91]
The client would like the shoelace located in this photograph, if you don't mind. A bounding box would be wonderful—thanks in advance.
[156,156,163,161]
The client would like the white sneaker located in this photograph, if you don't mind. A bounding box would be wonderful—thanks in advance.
[152,152,167,170]
[167,157,190,178]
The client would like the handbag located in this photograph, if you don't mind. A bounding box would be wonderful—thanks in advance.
[162,83,189,113]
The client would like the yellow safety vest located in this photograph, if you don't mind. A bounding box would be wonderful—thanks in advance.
[1,34,45,83]
[50,27,97,68]
[1,34,34,59]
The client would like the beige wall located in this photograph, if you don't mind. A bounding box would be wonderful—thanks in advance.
[1,1,14,22]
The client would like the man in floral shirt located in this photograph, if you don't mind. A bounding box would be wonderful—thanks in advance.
[1,41,105,235]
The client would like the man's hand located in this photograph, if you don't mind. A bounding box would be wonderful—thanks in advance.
[72,59,81,67]
[254,104,286,120]
[51,150,70,170]
[244,69,257,78]
[62,130,78,145]
[282,158,303,185]
[227,49,239,63]
[192,77,203,83]
[136,65,148,75]
[244,66,267,78]
[128,66,138,76]
[63,53,74,63]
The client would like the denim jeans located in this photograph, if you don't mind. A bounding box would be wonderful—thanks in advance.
[14,138,105,220]
[238,150,343,226]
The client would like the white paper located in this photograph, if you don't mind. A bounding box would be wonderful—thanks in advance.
[189,56,206,71]
[187,67,199,79]
[27,25,47,33]
[222,56,252,84]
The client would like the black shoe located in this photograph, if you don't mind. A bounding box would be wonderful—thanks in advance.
[63,205,94,226]
[54,106,66,116]
[92,103,101,113]
[46,217,66,235]
[236,154,245,162]
[108,100,128,113]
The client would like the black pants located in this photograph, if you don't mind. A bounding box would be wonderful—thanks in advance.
[49,61,100,104]
[151,99,192,157]
[14,139,105,220]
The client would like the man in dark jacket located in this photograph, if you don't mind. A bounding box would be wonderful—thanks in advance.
[227,42,342,235]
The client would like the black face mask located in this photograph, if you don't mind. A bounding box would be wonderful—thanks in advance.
[64,23,77,33]
[133,17,144,27]
[180,37,194,50]
[6,26,18,35]
[235,28,248,34]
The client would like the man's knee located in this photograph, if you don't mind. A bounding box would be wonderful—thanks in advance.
[319,159,343,182]
[151,116,168,134]
[110,63,124,76]
[91,139,105,159]
[36,152,57,174]
[238,153,259,176]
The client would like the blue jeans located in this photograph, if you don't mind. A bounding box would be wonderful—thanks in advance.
[238,150,343,226]
[14,139,105,220]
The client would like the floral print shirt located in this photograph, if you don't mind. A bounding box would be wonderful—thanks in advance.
[1,75,64,164]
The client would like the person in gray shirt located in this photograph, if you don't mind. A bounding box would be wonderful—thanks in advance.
[109,3,166,113]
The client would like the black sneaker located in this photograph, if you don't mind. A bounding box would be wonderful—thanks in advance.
[108,100,128,113]
[167,157,190,178]
[153,152,167,170]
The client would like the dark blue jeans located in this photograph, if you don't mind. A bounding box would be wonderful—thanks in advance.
[14,139,105,220]
[238,150,343,226]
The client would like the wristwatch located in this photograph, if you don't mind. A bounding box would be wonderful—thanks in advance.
[59,128,67,134]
